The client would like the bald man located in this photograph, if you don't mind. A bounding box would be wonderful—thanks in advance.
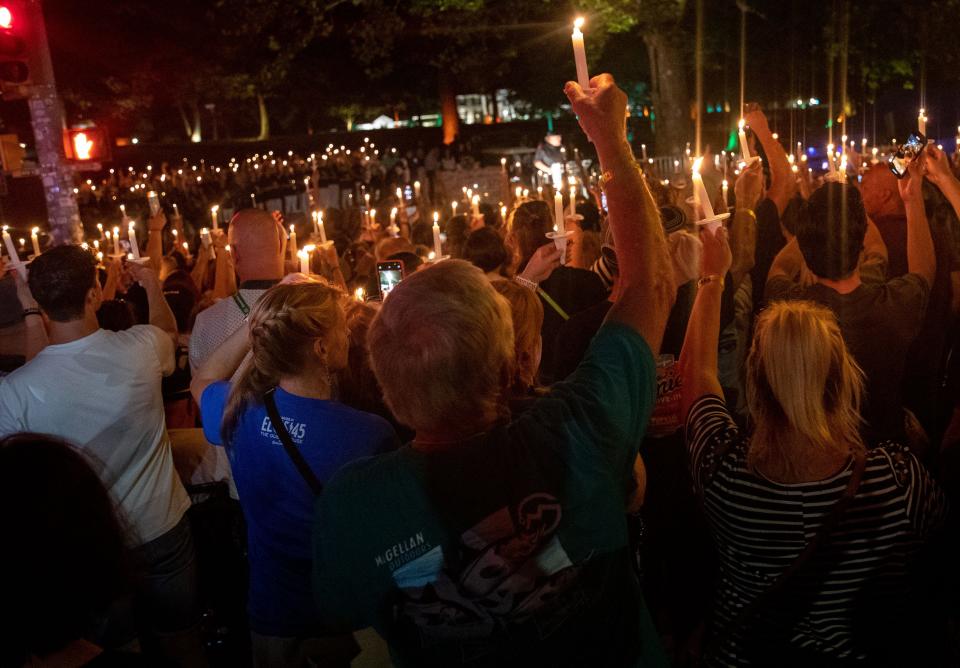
[189,209,286,372]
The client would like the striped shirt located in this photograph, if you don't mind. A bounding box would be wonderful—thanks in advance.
[686,395,947,666]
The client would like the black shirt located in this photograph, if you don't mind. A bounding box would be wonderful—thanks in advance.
[538,266,608,384]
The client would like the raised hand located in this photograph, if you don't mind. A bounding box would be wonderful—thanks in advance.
[700,225,732,279]
[734,158,763,211]
[563,73,629,153]
[518,242,562,284]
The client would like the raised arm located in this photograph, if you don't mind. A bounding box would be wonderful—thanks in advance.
[744,104,796,215]
[10,266,47,360]
[190,322,250,406]
[211,231,237,299]
[146,211,166,274]
[899,160,936,286]
[127,263,178,349]
[925,144,960,228]
[679,227,733,421]
[565,75,673,353]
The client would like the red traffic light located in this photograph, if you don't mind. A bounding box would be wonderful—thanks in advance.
[0,7,12,30]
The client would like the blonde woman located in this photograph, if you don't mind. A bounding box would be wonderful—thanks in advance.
[679,227,947,666]
[491,278,545,412]
[191,281,398,667]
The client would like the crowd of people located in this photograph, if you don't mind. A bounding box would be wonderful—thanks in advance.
[2,72,960,668]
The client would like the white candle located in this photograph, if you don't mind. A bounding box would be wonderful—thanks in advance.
[250,193,256,207]
[128,222,141,260]
[500,156,507,171]
[722,179,729,210]
[838,154,848,183]
[2,226,24,278]
[514,186,522,201]
[451,200,458,217]
[861,137,867,153]
[298,249,309,274]
[827,144,837,173]
[148,190,160,216]
[571,17,590,90]
[30,227,40,257]
[210,205,219,231]
[501,205,507,221]
[554,191,565,235]
[112,227,120,256]
[550,162,563,190]
[396,187,403,204]
[918,109,927,136]
[641,144,648,161]
[97,223,104,239]
[414,181,421,199]
[182,241,190,257]
[471,194,480,217]
[568,186,576,217]
[738,119,752,160]
[288,224,297,258]
[318,211,327,244]
[172,203,180,219]
[692,158,715,220]
[432,211,443,259]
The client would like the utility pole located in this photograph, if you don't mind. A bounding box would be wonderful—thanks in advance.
[22,0,80,244]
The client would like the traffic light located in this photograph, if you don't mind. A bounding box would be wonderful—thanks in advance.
[0,4,27,85]
[63,127,110,164]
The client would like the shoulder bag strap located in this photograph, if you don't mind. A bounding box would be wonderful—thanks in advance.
[263,388,324,496]
[232,292,251,316]
[708,451,867,654]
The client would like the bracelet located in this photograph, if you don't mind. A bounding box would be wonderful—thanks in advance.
[514,275,538,291]
[697,274,724,289]
[22,307,41,318]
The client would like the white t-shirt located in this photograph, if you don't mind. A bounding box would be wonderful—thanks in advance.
[0,325,191,546]
[189,288,268,372]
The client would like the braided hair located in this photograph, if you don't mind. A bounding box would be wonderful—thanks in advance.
[220,282,343,446]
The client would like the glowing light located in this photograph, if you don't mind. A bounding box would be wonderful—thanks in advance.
[0,7,12,29]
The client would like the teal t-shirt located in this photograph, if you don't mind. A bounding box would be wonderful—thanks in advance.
[313,322,666,667]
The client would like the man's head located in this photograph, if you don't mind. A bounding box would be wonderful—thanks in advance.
[797,182,867,281]
[227,208,286,282]
[545,133,562,147]
[860,163,905,222]
[367,260,513,434]
[28,245,100,322]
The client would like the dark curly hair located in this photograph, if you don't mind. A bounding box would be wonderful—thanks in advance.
[797,182,866,281]
[464,227,508,274]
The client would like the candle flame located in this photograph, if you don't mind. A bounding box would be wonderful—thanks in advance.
[692,157,704,174]
[355,287,365,301]
[211,205,219,213]
[433,211,439,223]
[31,226,38,234]
[573,16,584,30]
[738,118,745,130]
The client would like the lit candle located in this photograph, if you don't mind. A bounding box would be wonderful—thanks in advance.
[148,190,160,216]
[500,156,507,171]
[568,186,577,217]
[318,211,327,244]
[128,222,141,260]
[691,158,715,220]
[554,190,566,235]
[354,287,365,302]
[298,249,309,274]
[738,119,752,161]
[97,223,104,239]
[501,205,507,221]
[93,239,100,251]
[112,227,120,256]
[172,203,180,219]
[414,181,421,200]
[2,225,24,278]
[838,154,848,183]
[181,241,190,257]
[369,209,377,227]
[722,179,729,210]
[451,200,458,217]
[119,203,126,221]
[550,162,563,190]
[571,17,591,90]
[514,186,522,201]
[641,143,648,161]
[861,137,867,153]
[30,227,40,257]
[396,187,403,204]
[289,224,297,258]
[471,194,480,218]
[918,109,927,136]
[536,186,543,199]
[210,205,219,231]
[827,144,837,173]
[250,193,256,207]
[432,211,443,259]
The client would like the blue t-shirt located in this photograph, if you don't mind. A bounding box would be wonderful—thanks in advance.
[201,382,399,636]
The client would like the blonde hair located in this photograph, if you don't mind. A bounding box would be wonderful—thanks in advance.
[368,260,514,433]
[492,279,544,392]
[221,282,344,445]
[746,300,865,475]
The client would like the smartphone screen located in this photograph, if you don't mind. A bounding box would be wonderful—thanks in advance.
[377,260,404,299]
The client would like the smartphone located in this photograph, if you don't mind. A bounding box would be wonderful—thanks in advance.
[403,185,413,201]
[889,132,926,179]
[377,260,404,299]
